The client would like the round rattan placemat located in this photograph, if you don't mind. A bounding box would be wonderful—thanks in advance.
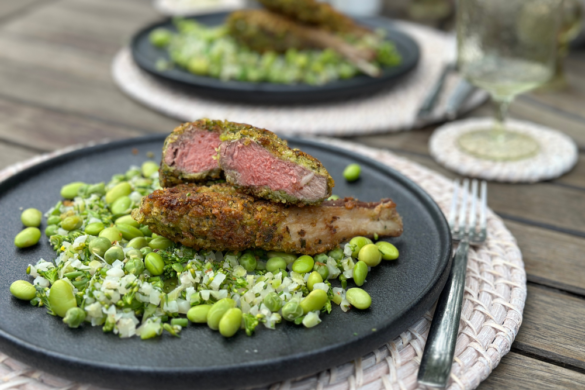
[112,21,488,136]
[429,118,579,183]
[0,139,525,390]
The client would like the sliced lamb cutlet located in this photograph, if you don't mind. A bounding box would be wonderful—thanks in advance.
[132,184,402,255]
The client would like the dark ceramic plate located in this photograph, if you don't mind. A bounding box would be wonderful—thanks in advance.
[0,136,450,390]
[130,12,420,104]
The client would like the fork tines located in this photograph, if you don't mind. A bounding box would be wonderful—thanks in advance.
[448,179,488,244]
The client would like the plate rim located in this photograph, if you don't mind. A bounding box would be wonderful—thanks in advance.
[0,135,451,390]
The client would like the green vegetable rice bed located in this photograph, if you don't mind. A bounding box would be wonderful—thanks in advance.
[10,161,398,339]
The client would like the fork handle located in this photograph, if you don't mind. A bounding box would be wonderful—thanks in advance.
[417,239,470,388]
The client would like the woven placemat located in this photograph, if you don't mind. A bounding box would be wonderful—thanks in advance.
[0,138,525,390]
[153,0,245,16]
[429,118,579,183]
[112,21,488,136]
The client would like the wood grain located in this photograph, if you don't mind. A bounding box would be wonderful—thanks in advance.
[0,142,37,170]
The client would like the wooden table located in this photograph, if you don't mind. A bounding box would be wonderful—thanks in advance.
[0,1,583,388]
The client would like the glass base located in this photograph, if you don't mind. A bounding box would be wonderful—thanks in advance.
[457,129,540,161]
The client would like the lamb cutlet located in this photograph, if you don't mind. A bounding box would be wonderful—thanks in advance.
[160,119,334,205]
[132,184,403,255]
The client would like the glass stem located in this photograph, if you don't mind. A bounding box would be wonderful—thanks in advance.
[493,99,510,138]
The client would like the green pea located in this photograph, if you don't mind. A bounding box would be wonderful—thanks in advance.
[358,244,382,267]
[47,215,61,225]
[207,298,236,330]
[171,318,188,328]
[139,226,153,237]
[281,300,304,321]
[21,208,42,227]
[127,237,148,249]
[148,236,173,250]
[117,223,144,240]
[188,304,212,323]
[348,236,373,257]
[115,215,139,228]
[45,225,58,237]
[307,271,323,291]
[145,252,164,275]
[327,195,340,200]
[61,215,82,231]
[140,246,153,256]
[263,292,283,312]
[84,222,105,236]
[104,246,124,265]
[313,263,329,280]
[14,227,41,248]
[300,289,328,314]
[105,182,132,205]
[63,307,86,328]
[49,280,77,317]
[239,252,257,272]
[376,241,399,260]
[219,308,242,338]
[346,288,372,310]
[343,163,361,182]
[10,280,36,300]
[110,196,132,216]
[353,261,368,287]
[100,227,123,244]
[266,257,287,273]
[88,237,112,258]
[292,255,314,273]
[327,247,344,261]
[125,258,144,275]
[60,182,85,199]
[142,161,159,178]
[267,251,297,264]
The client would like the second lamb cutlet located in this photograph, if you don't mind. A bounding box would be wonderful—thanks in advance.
[160,119,334,205]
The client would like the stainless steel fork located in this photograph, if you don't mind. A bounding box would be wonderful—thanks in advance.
[417,179,488,388]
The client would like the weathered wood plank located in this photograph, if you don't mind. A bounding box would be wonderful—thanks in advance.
[0,0,44,21]
[477,352,585,390]
[513,285,585,370]
[0,143,38,170]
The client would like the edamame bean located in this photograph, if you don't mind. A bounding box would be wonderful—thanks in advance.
[84,222,105,236]
[104,246,124,265]
[307,271,323,291]
[21,208,42,227]
[327,247,344,261]
[81,182,106,197]
[266,257,287,273]
[239,252,257,272]
[376,241,399,260]
[148,236,173,250]
[126,168,141,179]
[171,318,188,328]
[63,307,86,328]
[110,196,132,216]
[263,292,283,312]
[140,246,152,256]
[139,226,153,237]
[89,237,112,257]
[99,227,123,243]
[346,288,372,310]
[300,289,328,314]
[348,236,373,257]
[10,280,36,300]
[358,244,382,267]
[48,280,77,317]
[150,28,172,48]
[353,261,368,287]
[105,182,132,205]
[61,215,82,231]
[219,308,242,337]
[60,182,85,199]
[281,300,303,321]
[125,258,144,275]
[267,251,297,264]
[14,227,41,248]
[115,215,139,228]
[187,304,212,323]
[145,252,164,275]
[127,237,148,249]
[142,161,159,178]
[117,223,144,240]
[207,298,236,330]
[343,163,361,182]
[47,216,61,225]
[327,194,340,200]
[314,253,328,263]
[292,255,314,273]
[45,225,58,237]
[126,249,143,260]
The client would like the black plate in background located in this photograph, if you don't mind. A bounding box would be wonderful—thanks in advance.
[130,12,420,104]
[0,136,450,390]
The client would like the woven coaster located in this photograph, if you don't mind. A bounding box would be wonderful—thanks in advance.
[429,118,579,183]
[112,21,488,136]
[0,139,525,390]
[153,0,245,16]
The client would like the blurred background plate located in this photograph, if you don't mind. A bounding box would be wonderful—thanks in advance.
[130,12,420,104]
